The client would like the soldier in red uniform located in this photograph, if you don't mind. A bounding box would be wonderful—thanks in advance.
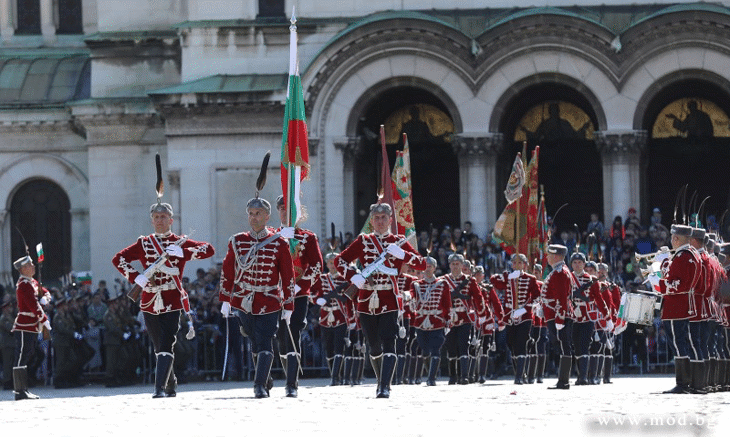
[542,244,576,390]
[274,195,323,397]
[219,196,295,398]
[441,253,486,385]
[658,224,702,394]
[474,265,504,383]
[411,257,452,386]
[687,226,711,393]
[528,263,548,384]
[569,253,608,386]
[11,256,51,400]
[113,202,215,398]
[335,203,425,398]
[395,265,417,385]
[704,236,724,391]
[490,253,540,384]
[584,261,614,384]
[597,262,621,384]
[311,252,352,386]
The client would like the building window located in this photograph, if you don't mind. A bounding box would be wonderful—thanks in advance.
[258,0,284,18]
[57,0,83,34]
[16,0,41,35]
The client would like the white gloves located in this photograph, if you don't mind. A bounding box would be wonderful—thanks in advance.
[186,322,195,340]
[556,323,565,331]
[165,244,183,258]
[478,316,486,325]
[316,298,327,306]
[294,284,302,294]
[348,323,356,330]
[279,227,295,239]
[281,309,293,324]
[123,332,131,340]
[40,295,50,305]
[351,274,366,289]
[43,320,52,331]
[444,327,451,335]
[221,301,232,317]
[605,320,614,331]
[386,244,406,260]
[512,308,527,319]
[74,332,83,340]
[134,275,149,288]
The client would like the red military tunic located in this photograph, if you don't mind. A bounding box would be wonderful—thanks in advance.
[489,271,539,325]
[441,273,486,327]
[411,276,452,330]
[690,250,712,322]
[276,227,323,298]
[533,279,546,328]
[113,232,215,315]
[705,254,724,322]
[12,276,48,333]
[659,245,701,320]
[219,228,295,315]
[311,272,352,328]
[572,271,609,324]
[478,281,505,335]
[397,273,417,322]
[540,262,576,324]
[335,232,425,315]
[598,280,621,329]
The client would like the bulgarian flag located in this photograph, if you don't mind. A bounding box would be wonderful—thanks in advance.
[280,8,310,229]
[36,243,44,263]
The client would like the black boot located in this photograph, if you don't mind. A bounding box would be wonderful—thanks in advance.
[575,356,589,385]
[467,356,477,383]
[377,353,397,398]
[689,360,707,395]
[448,358,458,385]
[351,357,362,385]
[342,357,353,386]
[284,353,300,397]
[394,355,406,386]
[13,366,39,401]
[549,355,572,389]
[707,358,717,393]
[663,357,690,394]
[414,355,424,384]
[165,356,177,397]
[513,356,526,385]
[427,356,440,386]
[721,359,729,392]
[370,354,383,389]
[526,355,537,384]
[254,351,274,398]
[602,356,613,384]
[478,354,489,383]
[587,355,598,385]
[153,353,174,399]
[595,355,605,385]
[331,355,343,386]
[458,355,470,385]
[355,357,365,385]
[406,354,417,384]
[536,355,546,383]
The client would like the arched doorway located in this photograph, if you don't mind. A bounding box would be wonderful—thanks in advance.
[10,179,71,283]
[644,80,730,237]
[354,86,459,232]
[498,83,603,236]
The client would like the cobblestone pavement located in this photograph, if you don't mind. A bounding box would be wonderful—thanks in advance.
[2,375,728,436]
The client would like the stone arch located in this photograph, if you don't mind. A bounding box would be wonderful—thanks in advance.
[0,154,89,283]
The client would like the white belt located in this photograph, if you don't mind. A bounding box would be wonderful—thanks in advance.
[157,265,180,276]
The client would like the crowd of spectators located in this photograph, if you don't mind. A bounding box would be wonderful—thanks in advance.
[1,207,704,389]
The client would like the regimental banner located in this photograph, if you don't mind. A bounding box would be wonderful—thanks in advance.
[391,134,416,246]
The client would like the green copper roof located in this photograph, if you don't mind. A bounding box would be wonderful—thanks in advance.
[0,54,90,105]
[629,3,730,29]
[148,74,288,95]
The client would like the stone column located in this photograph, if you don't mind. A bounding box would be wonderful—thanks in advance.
[594,130,647,223]
[333,136,361,235]
[0,0,13,41]
[0,208,10,287]
[40,0,55,43]
[453,133,504,238]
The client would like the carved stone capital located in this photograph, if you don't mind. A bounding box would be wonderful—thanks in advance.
[594,130,648,156]
[333,137,362,159]
[452,133,504,157]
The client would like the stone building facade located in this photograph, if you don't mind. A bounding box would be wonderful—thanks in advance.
[2,0,730,284]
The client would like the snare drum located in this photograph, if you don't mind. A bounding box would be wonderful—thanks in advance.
[619,292,659,326]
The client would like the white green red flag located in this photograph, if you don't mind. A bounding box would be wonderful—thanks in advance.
[36,243,44,263]
[280,9,310,229]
